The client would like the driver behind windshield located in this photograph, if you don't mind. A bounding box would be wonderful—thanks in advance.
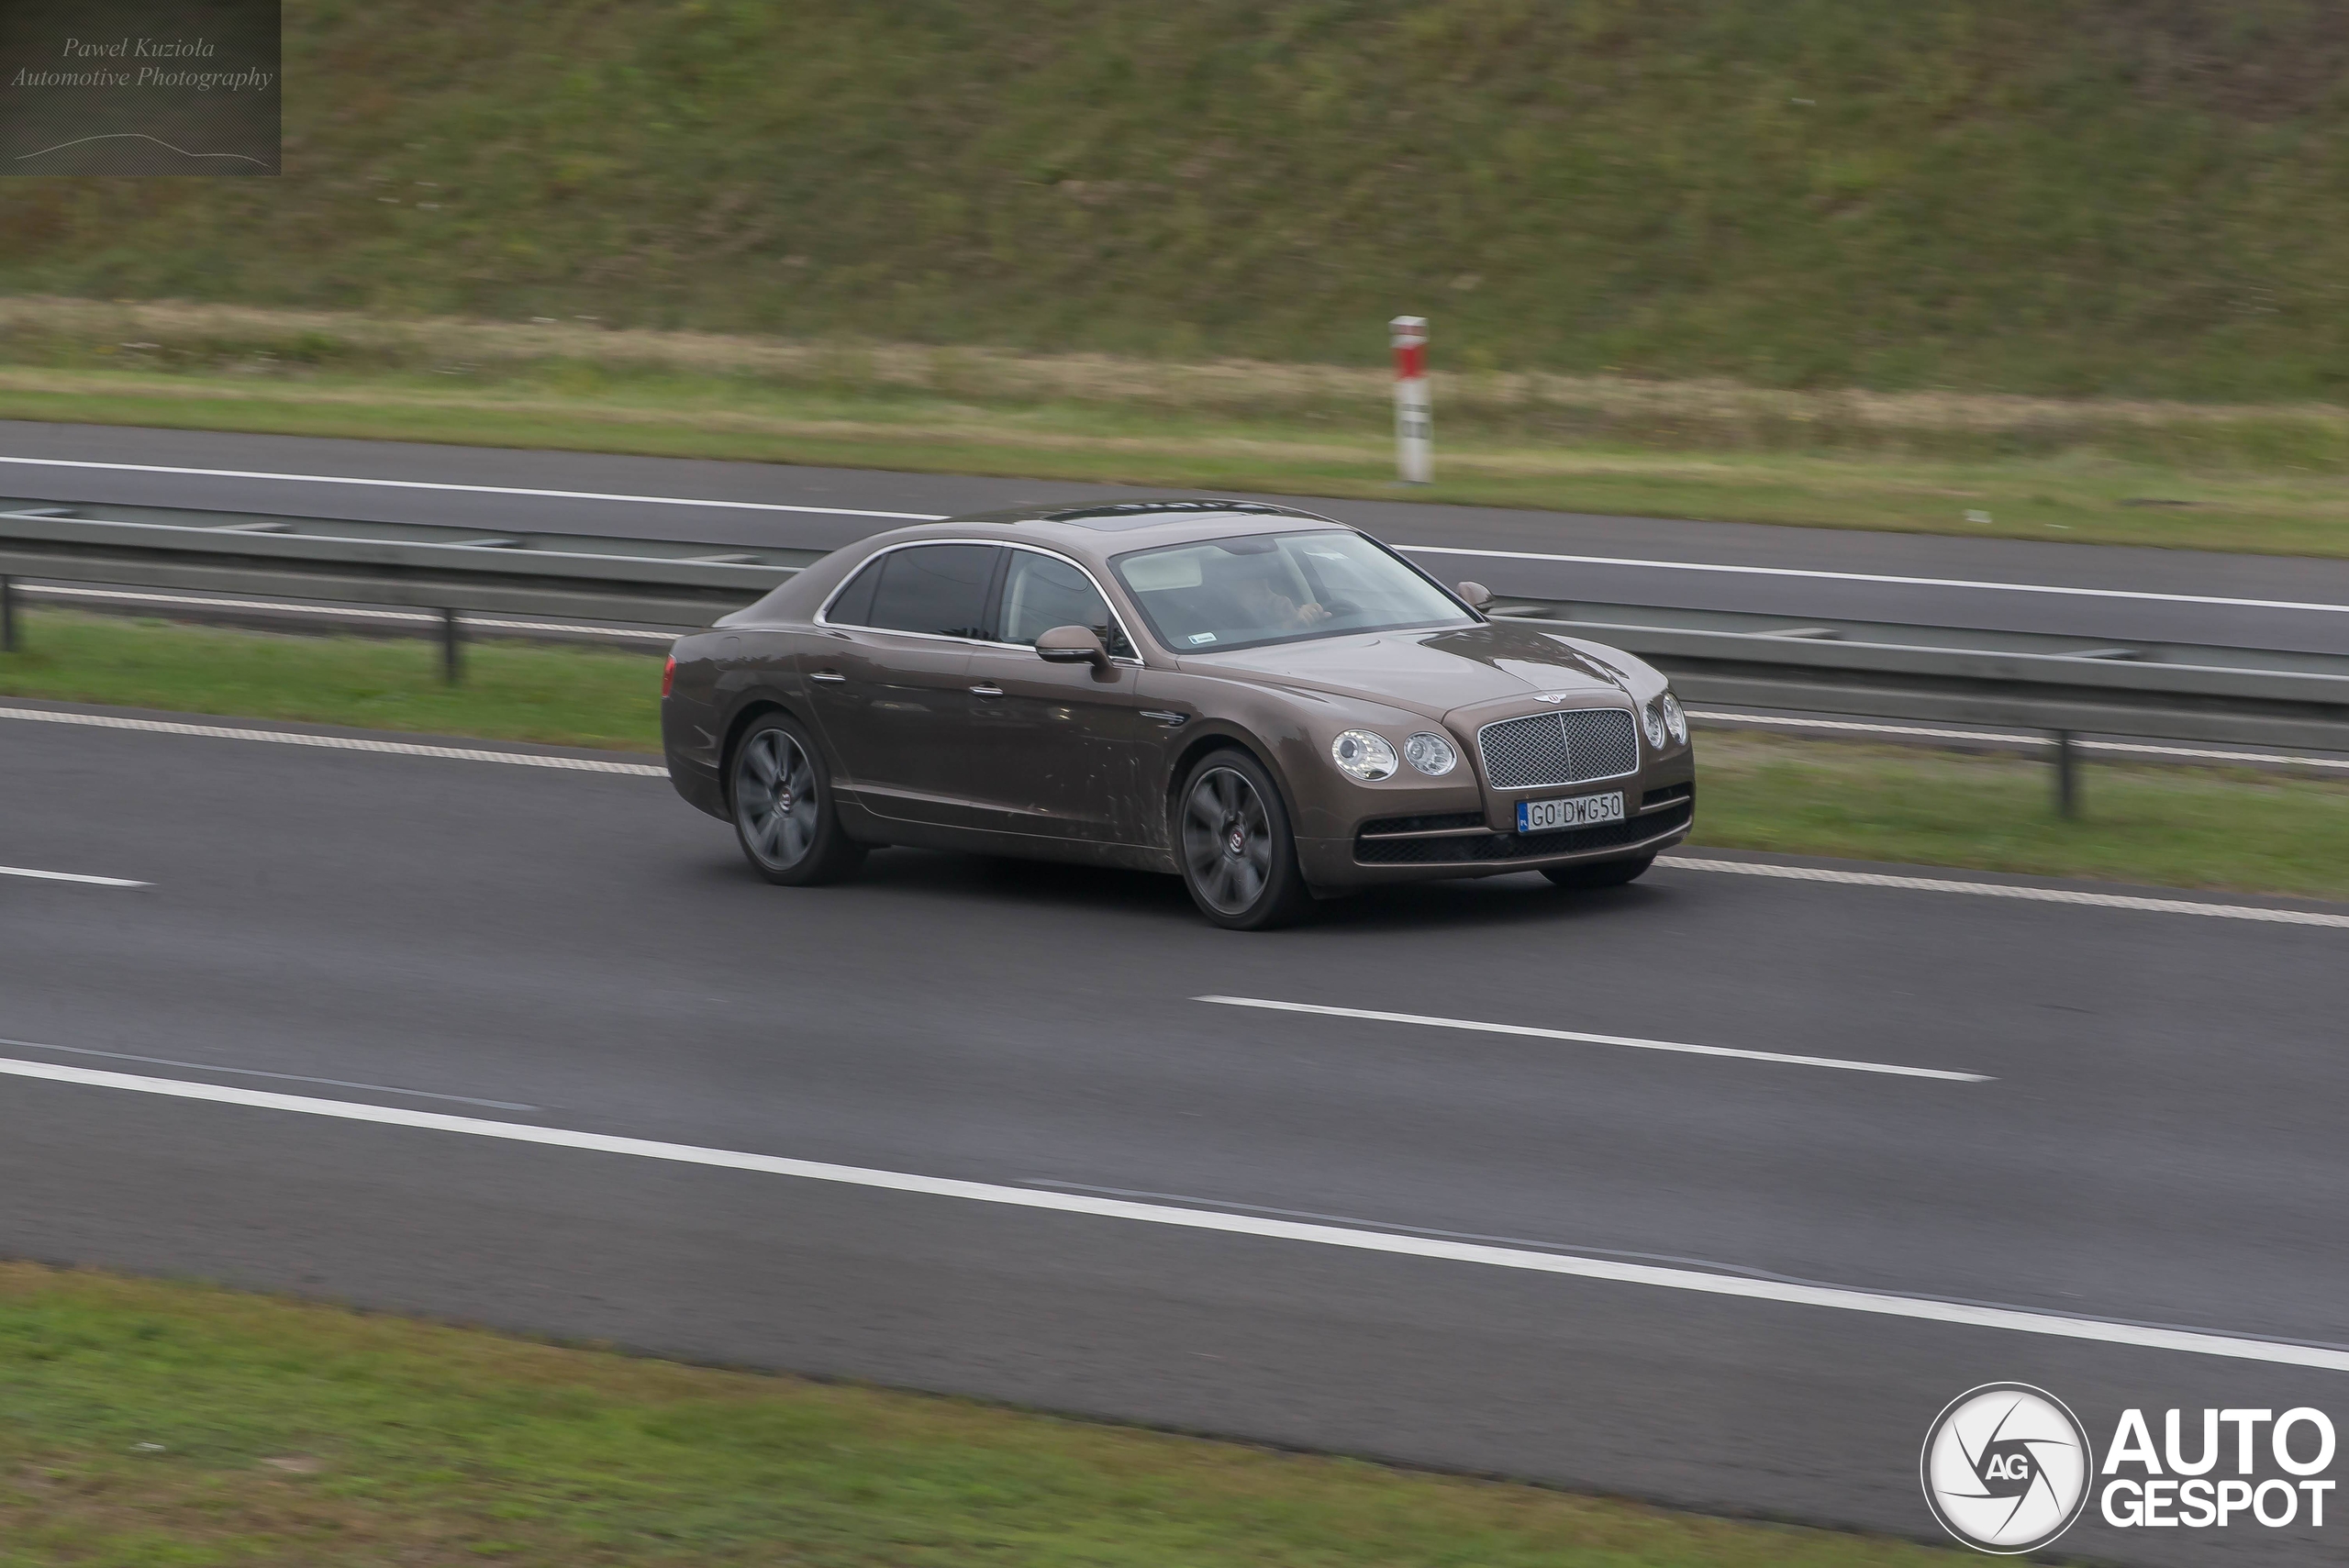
[1214,552,1330,631]
[1114,529,1471,652]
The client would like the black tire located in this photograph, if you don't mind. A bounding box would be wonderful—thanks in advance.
[1541,853,1653,891]
[1175,749,1315,930]
[729,714,864,885]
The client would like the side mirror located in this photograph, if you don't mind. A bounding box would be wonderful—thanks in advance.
[1456,580,1494,610]
[1035,624,1111,672]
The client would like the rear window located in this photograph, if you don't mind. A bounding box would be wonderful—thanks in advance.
[834,543,1000,639]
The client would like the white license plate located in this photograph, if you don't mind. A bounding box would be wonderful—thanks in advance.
[1517,791,1625,833]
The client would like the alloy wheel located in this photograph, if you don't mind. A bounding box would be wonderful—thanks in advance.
[1181,765,1274,915]
[736,728,819,869]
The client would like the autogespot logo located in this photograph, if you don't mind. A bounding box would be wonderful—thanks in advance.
[1920,1384,2095,1553]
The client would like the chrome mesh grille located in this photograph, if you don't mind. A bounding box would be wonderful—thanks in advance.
[1561,706,1641,780]
[1476,706,1639,790]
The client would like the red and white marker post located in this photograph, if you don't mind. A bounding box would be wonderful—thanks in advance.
[1390,315,1431,484]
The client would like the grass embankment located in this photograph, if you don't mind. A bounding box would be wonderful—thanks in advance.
[15,302,2349,557]
[8,609,2349,901]
[0,1263,1960,1568]
[1693,732,2349,901]
[0,608,662,753]
[11,3,2349,402]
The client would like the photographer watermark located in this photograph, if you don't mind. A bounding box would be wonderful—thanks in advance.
[1920,1384,2095,1553]
[1922,1384,2337,1552]
[2,0,279,174]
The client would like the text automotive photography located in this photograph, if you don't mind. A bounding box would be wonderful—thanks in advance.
[1,0,277,174]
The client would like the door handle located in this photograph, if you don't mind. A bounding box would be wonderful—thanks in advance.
[809,670,846,684]
[968,683,1006,698]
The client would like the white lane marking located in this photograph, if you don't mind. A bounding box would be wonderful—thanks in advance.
[1687,707,2349,771]
[0,863,147,887]
[1398,543,2349,616]
[6,708,2337,925]
[0,1038,535,1110]
[0,455,944,522]
[1195,995,1985,1081]
[4,1051,2344,1372]
[21,584,677,640]
[0,706,668,775]
[1661,857,2349,928]
[9,450,2332,614]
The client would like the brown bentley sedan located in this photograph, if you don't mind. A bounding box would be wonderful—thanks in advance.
[662,499,1694,928]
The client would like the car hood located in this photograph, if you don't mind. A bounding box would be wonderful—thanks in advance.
[1182,621,1636,720]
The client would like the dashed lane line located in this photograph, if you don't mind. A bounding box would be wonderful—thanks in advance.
[1195,995,1987,1081]
[0,863,147,887]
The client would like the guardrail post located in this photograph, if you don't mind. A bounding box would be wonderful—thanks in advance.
[2052,728,2079,817]
[0,574,14,653]
[440,608,462,684]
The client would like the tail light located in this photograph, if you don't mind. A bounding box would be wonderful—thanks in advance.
[661,655,676,697]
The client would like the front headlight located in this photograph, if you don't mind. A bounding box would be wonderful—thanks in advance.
[1330,729,1398,781]
[1661,691,1688,744]
[1641,701,1669,750]
[1403,731,1457,775]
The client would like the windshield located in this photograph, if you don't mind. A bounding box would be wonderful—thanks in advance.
[1112,531,1473,653]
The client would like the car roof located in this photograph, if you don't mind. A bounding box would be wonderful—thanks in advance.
[905,497,1352,556]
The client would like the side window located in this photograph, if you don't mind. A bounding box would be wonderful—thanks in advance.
[860,544,1000,639]
[998,551,1135,659]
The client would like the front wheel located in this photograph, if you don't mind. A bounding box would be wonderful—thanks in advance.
[1540,853,1653,890]
[730,715,864,885]
[1176,750,1315,930]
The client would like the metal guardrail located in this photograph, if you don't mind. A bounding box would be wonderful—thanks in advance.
[0,497,816,677]
[1487,601,2349,755]
[6,498,2349,803]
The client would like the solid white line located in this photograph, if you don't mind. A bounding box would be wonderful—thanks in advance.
[1684,707,2349,772]
[0,1038,534,1111]
[0,706,668,775]
[1659,857,2349,928]
[1397,542,2349,616]
[21,584,678,639]
[3,1051,2343,1372]
[1195,995,1986,1081]
[0,864,147,888]
[0,455,945,522]
[13,450,2332,615]
[12,448,2335,615]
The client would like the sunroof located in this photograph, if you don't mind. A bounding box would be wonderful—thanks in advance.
[1046,500,1300,532]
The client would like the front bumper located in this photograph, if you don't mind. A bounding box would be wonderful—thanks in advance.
[1297,779,1695,891]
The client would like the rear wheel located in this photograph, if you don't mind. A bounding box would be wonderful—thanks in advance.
[730,714,864,885]
[1176,751,1314,930]
[1541,853,1653,890]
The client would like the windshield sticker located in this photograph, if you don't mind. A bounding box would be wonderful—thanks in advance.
[1188,632,1219,644]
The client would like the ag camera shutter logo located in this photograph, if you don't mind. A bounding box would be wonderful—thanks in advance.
[1920,1384,2094,1553]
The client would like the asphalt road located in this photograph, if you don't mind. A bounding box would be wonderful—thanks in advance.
[9,419,2349,654]
[5,704,2345,1562]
